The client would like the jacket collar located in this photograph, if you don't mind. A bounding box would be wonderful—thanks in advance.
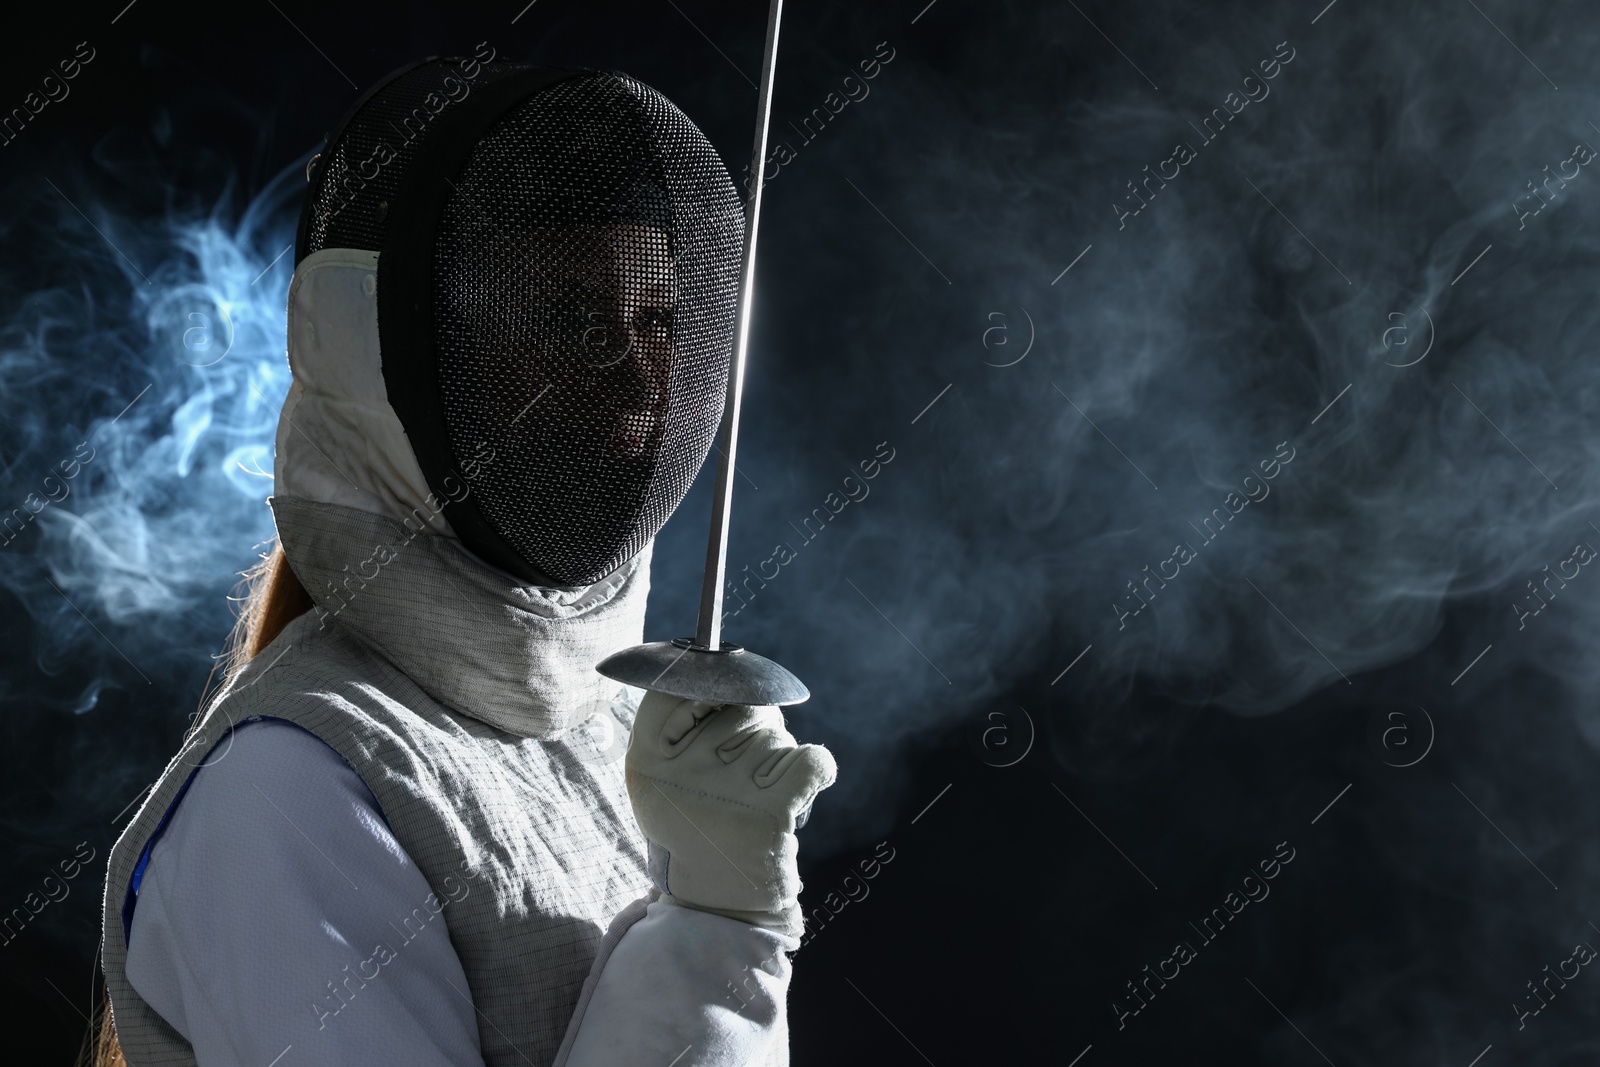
[272,495,648,738]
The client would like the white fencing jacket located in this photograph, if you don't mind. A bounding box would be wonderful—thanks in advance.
[99,248,794,1066]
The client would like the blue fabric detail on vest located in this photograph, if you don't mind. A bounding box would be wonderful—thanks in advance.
[119,715,388,945]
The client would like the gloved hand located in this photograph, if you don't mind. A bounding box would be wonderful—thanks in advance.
[625,692,837,939]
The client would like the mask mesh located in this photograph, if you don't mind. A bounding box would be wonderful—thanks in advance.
[432,72,741,586]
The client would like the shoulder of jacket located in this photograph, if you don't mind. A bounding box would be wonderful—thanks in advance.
[212,611,402,712]
[198,611,482,770]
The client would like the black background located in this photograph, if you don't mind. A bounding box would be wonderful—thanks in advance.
[2,1,1599,1064]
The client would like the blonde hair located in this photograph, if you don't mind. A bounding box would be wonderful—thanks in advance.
[85,544,313,1066]
[223,543,316,679]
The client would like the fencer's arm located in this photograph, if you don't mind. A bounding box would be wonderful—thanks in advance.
[123,720,486,1067]
[556,692,837,1066]
[553,895,796,1067]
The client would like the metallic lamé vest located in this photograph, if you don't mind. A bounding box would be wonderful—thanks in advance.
[102,497,653,1066]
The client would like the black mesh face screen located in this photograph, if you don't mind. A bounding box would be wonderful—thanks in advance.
[431,73,743,586]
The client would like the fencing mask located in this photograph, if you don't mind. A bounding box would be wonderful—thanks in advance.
[297,57,744,588]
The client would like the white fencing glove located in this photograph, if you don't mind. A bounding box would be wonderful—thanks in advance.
[625,692,837,939]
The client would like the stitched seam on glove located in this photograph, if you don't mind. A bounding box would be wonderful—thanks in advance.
[635,774,788,821]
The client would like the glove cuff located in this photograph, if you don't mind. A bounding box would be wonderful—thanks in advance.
[646,840,804,937]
